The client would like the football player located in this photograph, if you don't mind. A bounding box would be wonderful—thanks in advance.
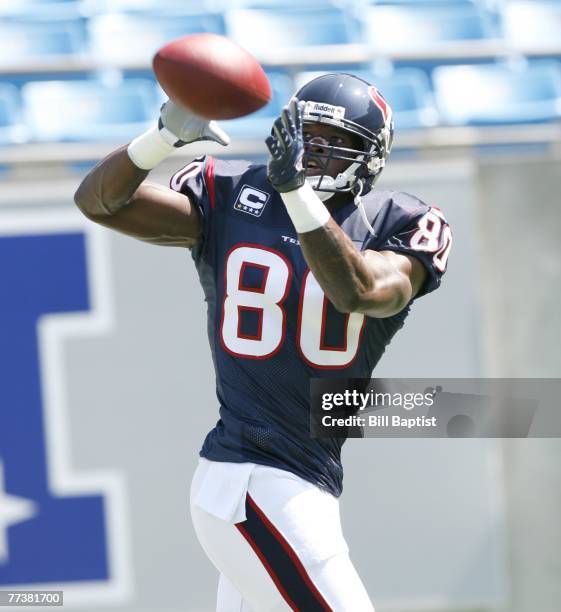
[75,73,452,611]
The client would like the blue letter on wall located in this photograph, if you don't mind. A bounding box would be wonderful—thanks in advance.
[0,229,108,584]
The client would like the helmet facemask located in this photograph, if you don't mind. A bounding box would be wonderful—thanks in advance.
[301,111,391,201]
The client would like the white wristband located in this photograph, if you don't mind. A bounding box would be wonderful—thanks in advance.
[280,182,331,233]
[127,125,178,170]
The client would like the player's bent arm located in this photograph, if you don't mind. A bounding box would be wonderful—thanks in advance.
[75,99,229,246]
[298,218,427,318]
[74,145,201,247]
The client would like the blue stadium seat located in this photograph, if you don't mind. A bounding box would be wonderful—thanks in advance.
[22,79,160,142]
[363,0,480,4]
[0,84,28,145]
[225,6,361,56]
[227,0,342,6]
[88,11,225,64]
[82,0,211,14]
[220,72,293,140]
[363,4,499,52]
[0,17,87,65]
[295,69,439,129]
[0,0,80,18]
[433,61,561,125]
[365,70,440,129]
[504,1,561,48]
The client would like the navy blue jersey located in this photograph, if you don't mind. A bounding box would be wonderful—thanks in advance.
[171,156,451,496]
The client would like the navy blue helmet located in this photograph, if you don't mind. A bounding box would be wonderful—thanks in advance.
[294,73,394,200]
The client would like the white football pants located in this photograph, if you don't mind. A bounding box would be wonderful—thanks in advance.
[190,458,374,611]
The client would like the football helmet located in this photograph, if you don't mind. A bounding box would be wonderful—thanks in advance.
[294,73,394,202]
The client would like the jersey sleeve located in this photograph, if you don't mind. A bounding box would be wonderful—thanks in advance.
[169,155,257,260]
[367,193,453,297]
[169,155,215,251]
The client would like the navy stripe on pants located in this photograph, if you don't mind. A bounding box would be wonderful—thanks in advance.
[236,493,332,612]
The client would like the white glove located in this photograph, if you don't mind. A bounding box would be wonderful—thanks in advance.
[159,99,230,146]
[127,99,230,170]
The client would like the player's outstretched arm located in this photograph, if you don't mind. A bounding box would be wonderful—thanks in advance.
[266,100,426,318]
[74,100,229,247]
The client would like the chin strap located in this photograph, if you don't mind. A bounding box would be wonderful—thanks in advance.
[305,175,335,201]
[353,181,377,237]
[306,176,377,237]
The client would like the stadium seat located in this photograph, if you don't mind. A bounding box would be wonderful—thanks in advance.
[227,0,343,6]
[362,4,499,52]
[225,6,361,56]
[366,70,440,129]
[295,69,439,129]
[504,1,561,49]
[220,72,293,140]
[0,17,87,66]
[0,83,28,145]
[433,61,561,125]
[81,0,212,14]
[0,0,80,18]
[362,0,481,4]
[22,79,160,142]
[88,11,225,64]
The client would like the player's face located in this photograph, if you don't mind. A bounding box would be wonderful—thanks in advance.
[302,123,362,179]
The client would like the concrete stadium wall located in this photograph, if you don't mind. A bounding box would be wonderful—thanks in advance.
[476,157,561,612]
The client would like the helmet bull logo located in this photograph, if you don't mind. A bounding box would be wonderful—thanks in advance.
[368,86,391,123]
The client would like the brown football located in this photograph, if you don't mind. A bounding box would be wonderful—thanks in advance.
[153,33,272,120]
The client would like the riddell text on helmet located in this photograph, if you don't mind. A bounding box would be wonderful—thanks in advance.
[305,101,346,119]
